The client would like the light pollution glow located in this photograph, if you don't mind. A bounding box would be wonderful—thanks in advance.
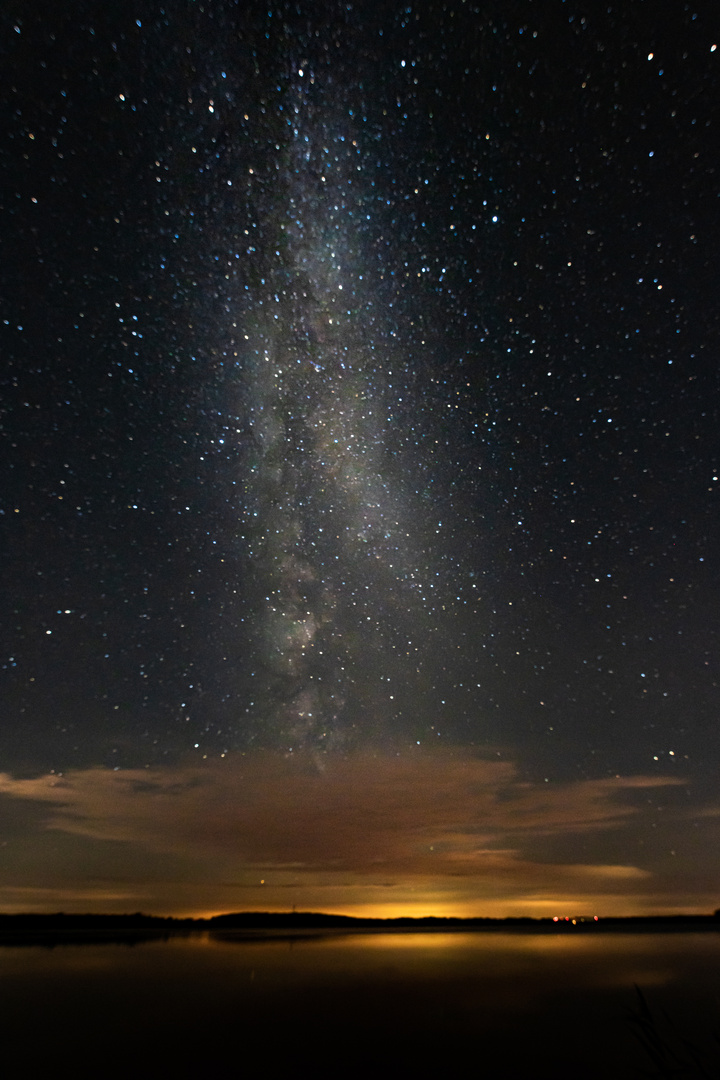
[0,747,716,919]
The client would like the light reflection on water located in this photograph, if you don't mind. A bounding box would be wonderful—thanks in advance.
[1,932,719,1079]
[308,930,684,990]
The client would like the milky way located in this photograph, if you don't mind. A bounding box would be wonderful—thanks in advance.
[3,0,720,790]
[237,71,456,751]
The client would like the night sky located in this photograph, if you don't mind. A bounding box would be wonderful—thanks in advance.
[2,1,720,918]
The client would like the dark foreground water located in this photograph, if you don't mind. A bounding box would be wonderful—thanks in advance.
[1,930,719,1078]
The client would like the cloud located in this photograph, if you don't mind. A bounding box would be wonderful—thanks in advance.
[0,748,682,888]
[563,864,652,880]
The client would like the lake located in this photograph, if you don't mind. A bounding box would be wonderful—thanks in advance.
[1,930,719,1078]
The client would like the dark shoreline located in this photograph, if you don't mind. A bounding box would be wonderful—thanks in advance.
[1,910,719,947]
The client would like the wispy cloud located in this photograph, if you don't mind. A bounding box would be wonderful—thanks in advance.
[0,749,683,892]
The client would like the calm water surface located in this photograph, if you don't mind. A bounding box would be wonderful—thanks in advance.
[1,931,719,1078]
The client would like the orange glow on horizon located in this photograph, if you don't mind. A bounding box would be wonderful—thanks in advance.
[191,894,716,923]
[0,749,716,921]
